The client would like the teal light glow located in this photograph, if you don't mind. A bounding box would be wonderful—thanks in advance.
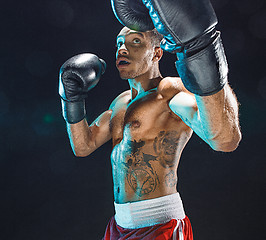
[43,114,54,124]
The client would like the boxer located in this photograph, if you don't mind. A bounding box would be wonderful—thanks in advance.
[59,0,241,239]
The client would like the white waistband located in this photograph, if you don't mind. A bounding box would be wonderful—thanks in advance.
[114,193,186,229]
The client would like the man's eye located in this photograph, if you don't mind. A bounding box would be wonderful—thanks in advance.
[116,42,123,48]
[133,38,141,44]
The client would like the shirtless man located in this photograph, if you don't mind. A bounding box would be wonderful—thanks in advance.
[59,0,241,239]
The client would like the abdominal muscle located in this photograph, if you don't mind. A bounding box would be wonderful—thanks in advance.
[111,133,185,204]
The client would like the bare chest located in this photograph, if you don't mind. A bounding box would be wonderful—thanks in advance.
[110,91,174,145]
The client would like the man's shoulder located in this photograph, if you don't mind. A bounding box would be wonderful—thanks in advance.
[157,77,186,100]
[109,90,131,110]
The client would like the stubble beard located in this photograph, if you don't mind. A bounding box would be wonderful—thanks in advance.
[119,61,150,80]
[119,70,137,80]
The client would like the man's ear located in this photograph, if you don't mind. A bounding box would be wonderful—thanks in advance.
[153,47,163,62]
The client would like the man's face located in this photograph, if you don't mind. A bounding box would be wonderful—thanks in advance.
[116,27,155,80]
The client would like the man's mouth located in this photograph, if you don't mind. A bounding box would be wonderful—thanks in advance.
[118,60,130,65]
[116,58,130,68]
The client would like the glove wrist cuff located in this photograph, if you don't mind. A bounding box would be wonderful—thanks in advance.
[175,33,228,96]
[61,99,86,124]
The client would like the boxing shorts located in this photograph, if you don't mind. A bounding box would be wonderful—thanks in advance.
[103,192,193,240]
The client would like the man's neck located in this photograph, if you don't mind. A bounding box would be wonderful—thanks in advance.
[128,71,163,100]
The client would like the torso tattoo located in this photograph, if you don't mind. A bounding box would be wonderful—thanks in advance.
[110,89,192,203]
[111,130,181,202]
[123,139,159,197]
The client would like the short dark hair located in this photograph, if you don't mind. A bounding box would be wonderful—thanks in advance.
[148,28,163,47]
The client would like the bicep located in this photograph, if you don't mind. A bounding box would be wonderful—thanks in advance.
[68,110,112,157]
[89,110,112,149]
[169,92,197,124]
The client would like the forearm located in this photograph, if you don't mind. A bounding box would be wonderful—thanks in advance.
[66,119,94,157]
[195,84,241,152]
[58,53,107,157]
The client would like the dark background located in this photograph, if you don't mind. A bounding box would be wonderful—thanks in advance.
[0,0,265,239]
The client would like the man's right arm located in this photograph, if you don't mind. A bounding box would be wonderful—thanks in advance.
[59,53,108,157]
[66,110,112,157]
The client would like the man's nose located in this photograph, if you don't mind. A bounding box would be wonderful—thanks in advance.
[117,43,128,55]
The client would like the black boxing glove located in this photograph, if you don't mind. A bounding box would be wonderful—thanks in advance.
[59,53,106,124]
[111,0,228,96]
[111,0,154,32]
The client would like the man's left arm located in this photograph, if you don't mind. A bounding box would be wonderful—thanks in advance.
[169,83,241,152]
[111,0,242,151]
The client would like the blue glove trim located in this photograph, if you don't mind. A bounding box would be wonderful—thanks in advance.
[142,0,182,53]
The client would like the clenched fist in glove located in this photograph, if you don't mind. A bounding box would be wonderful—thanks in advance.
[59,53,106,124]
